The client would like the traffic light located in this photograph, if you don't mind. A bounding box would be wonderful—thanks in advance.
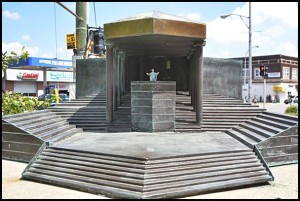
[93,28,105,55]
[259,65,265,76]
[86,30,95,54]
[264,66,268,74]
[264,66,268,78]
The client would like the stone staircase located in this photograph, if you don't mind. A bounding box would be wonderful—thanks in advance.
[175,91,265,132]
[2,110,82,162]
[22,147,272,199]
[226,111,298,166]
[2,110,82,144]
[107,93,132,132]
[49,93,108,132]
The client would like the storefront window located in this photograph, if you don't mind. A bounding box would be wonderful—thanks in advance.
[283,67,290,79]
[22,93,37,97]
[292,68,298,80]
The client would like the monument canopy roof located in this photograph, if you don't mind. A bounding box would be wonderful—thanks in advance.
[110,10,202,24]
[104,10,206,58]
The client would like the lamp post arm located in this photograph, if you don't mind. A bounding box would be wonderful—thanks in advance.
[239,15,250,29]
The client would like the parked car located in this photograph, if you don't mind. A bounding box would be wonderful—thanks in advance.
[38,94,51,101]
[38,94,69,106]
[284,95,298,105]
[59,94,70,101]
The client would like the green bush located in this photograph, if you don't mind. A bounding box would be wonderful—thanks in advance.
[285,105,298,116]
[2,92,50,115]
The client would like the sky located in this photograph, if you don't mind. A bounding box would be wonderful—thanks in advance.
[2,2,298,60]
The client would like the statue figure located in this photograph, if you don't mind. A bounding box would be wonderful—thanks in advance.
[146,68,159,81]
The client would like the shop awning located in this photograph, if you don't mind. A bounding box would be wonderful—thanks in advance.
[273,85,287,92]
[8,57,72,70]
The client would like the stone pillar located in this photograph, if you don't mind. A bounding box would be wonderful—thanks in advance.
[106,46,113,123]
[188,57,192,96]
[189,55,195,110]
[195,45,204,125]
[131,81,176,132]
[193,54,197,112]
[117,52,121,106]
[139,57,145,81]
[120,54,126,95]
[113,49,118,111]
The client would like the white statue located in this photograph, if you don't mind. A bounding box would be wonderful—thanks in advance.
[146,68,159,81]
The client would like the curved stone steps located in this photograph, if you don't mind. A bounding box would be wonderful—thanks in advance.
[22,147,272,199]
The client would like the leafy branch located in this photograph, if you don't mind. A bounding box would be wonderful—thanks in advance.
[2,46,29,78]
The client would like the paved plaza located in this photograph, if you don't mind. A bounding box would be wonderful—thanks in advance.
[256,102,298,114]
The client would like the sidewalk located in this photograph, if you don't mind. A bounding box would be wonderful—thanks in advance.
[255,102,298,114]
[2,160,298,199]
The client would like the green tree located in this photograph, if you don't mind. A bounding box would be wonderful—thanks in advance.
[2,46,29,78]
[2,46,50,115]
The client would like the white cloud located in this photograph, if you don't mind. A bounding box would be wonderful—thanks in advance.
[2,10,20,20]
[2,42,40,57]
[205,2,298,58]
[178,11,201,22]
[21,34,31,41]
[252,2,298,28]
[56,47,74,60]
[2,42,74,60]
[185,12,201,22]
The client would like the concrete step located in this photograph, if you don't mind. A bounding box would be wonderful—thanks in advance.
[3,110,54,122]
[26,121,69,134]
[203,119,250,122]
[204,105,259,107]
[203,107,265,113]
[22,148,272,199]
[9,114,62,126]
[251,117,291,129]
[81,127,108,131]
[225,129,257,148]
[203,113,261,116]
[263,111,298,122]
[63,117,107,121]
[258,113,298,126]
[36,124,77,140]
[21,117,65,130]
[244,120,284,134]
[46,127,83,144]
[50,106,106,110]
[53,112,106,116]
[232,127,269,142]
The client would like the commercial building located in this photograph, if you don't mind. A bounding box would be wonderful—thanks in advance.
[2,57,75,99]
[233,54,298,103]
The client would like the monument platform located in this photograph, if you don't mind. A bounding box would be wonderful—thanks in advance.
[22,131,272,199]
[55,131,248,158]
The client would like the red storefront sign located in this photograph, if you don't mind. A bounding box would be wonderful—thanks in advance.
[17,72,39,79]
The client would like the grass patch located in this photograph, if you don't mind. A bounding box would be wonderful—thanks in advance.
[284,105,298,116]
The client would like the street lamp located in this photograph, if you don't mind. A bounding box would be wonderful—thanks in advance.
[221,2,252,102]
[244,45,259,102]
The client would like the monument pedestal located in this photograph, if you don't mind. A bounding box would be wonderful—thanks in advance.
[131,81,176,132]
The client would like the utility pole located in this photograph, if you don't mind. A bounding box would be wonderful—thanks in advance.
[76,2,87,56]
